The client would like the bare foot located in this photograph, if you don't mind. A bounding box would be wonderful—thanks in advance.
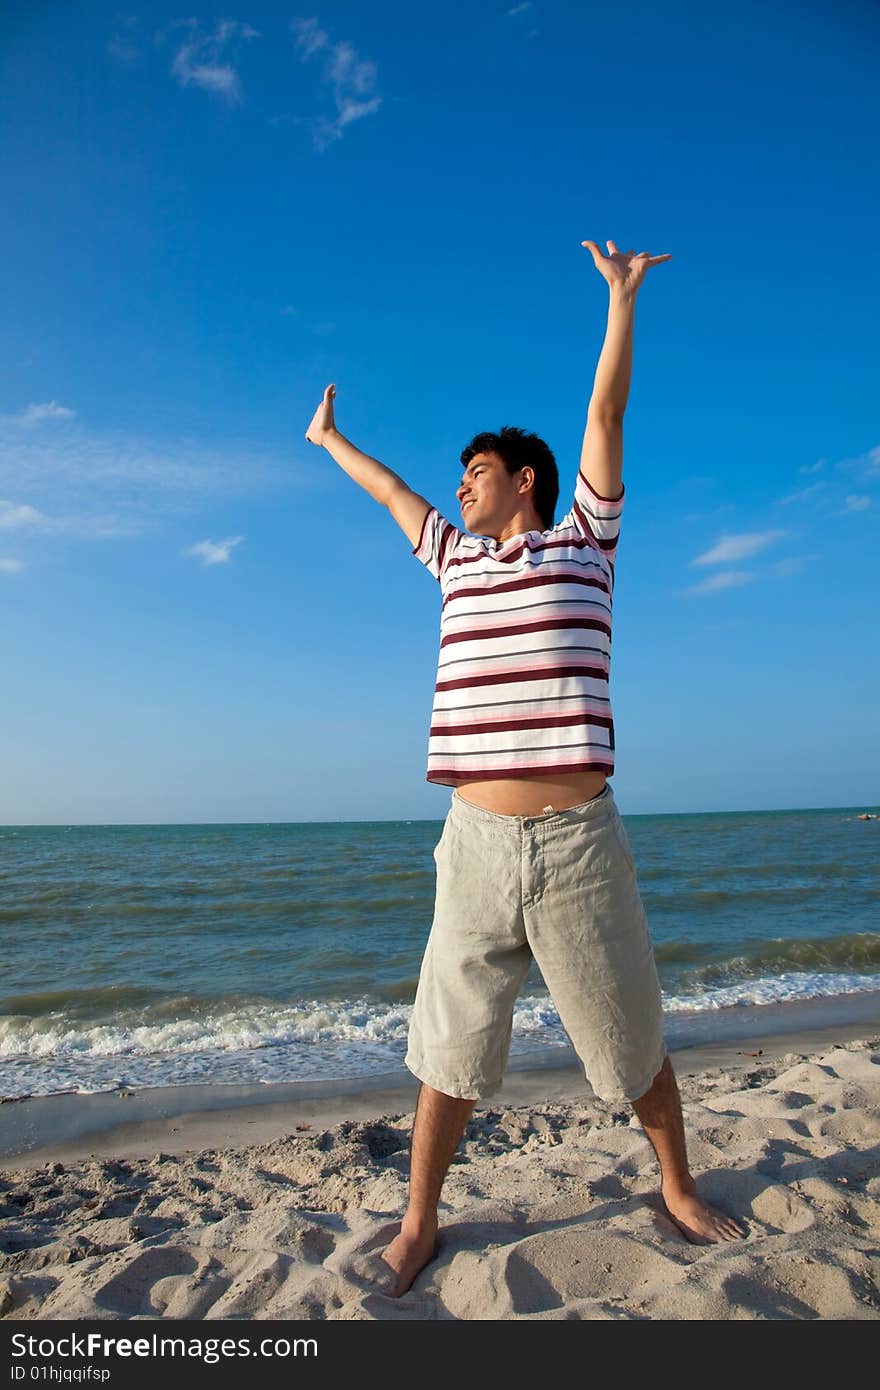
[380,1217,439,1297]
[661,1180,748,1244]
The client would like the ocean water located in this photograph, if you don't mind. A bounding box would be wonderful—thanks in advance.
[1,803,878,1101]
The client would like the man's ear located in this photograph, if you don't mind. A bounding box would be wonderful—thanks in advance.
[518,466,534,495]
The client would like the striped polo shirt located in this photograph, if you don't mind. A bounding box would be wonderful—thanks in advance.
[412,467,624,786]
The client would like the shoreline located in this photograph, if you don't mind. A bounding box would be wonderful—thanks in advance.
[3,989,879,1169]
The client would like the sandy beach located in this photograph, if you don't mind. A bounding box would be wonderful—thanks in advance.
[1,1019,879,1321]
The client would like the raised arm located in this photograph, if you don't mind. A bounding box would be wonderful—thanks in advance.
[305,384,431,549]
[578,239,673,501]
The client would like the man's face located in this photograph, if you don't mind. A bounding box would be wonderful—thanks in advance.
[457,452,528,535]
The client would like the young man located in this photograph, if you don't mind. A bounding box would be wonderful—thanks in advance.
[305,239,747,1298]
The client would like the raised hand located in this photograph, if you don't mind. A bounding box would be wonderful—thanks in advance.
[581,239,672,297]
[305,383,337,446]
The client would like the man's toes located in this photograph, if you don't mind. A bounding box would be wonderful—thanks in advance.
[374,1252,404,1295]
[664,1194,748,1245]
[379,1235,438,1297]
[711,1211,747,1241]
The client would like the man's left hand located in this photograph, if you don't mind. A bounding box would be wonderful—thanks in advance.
[581,238,673,296]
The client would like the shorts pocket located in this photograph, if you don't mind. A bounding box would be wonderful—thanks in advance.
[432,814,452,863]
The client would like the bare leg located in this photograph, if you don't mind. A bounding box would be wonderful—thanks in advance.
[631,1055,748,1242]
[380,1082,476,1296]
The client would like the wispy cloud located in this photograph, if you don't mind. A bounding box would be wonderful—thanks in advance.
[783,442,879,507]
[778,439,873,511]
[810,440,879,484]
[4,400,77,426]
[0,409,321,559]
[183,536,244,566]
[769,555,810,577]
[692,530,787,567]
[866,444,880,474]
[679,442,877,597]
[684,569,755,595]
[778,479,827,506]
[290,16,328,59]
[107,14,143,63]
[0,501,49,530]
[506,1,539,36]
[290,17,381,151]
[0,402,328,573]
[0,558,25,574]
[0,498,134,539]
[166,19,261,104]
[682,527,788,595]
[682,503,735,524]
[0,414,278,505]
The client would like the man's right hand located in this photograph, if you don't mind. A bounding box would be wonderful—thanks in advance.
[305,383,337,446]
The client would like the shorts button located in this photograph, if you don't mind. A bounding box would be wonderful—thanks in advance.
[522,818,532,829]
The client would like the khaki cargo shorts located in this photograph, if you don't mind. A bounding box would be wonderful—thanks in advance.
[405,783,668,1105]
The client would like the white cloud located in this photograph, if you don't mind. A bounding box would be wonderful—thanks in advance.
[684,570,755,595]
[778,479,827,505]
[0,416,278,505]
[5,401,77,426]
[0,558,25,574]
[167,19,261,104]
[507,1,539,35]
[0,498,134,539]
[291,18,381,151]
[0,411,326,558]
[817,440,880,484]
[692,530,786,566]
[0,501,49,530]
[184,536,244,566]
[778,439,873,511]
[291,16,328,59]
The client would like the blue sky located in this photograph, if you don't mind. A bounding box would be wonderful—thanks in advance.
[1,0,878,823]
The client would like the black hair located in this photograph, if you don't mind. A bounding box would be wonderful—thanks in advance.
[460,426,559,531]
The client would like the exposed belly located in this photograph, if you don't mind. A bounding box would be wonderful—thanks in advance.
[453,768,608,816]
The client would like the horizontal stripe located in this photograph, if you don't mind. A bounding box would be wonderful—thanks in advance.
[443,571,612,614]
[428,739,613,758]
[430,711,613,737]
[435,664,610,693]
[440,614,611,650]
[438,642,610,667]
[430,697,611,722]
[432,692,611,711]
[443,595,611,626]
[447,532,614,578]
[427,759,615,783]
